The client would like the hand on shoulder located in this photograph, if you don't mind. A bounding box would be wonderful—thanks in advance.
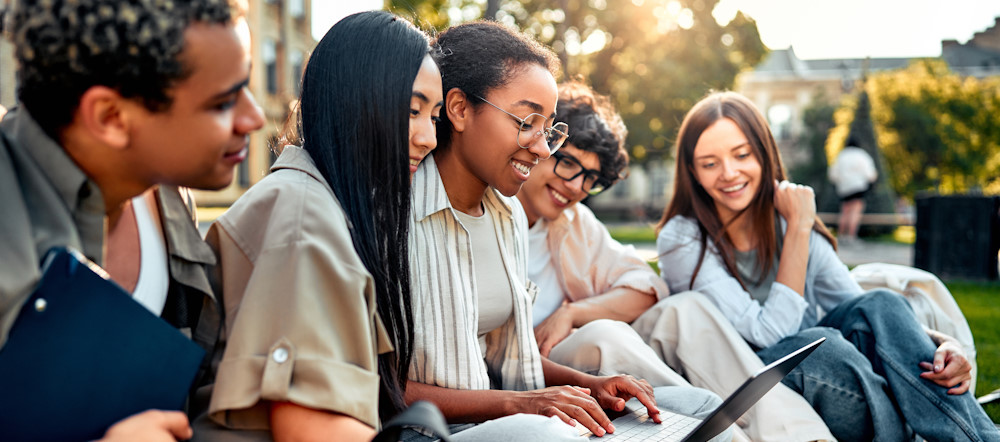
[773,180,815,232]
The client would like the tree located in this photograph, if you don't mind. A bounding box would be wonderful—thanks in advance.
[845,87,897,219]
[385,0,768,165]
[790,88,838,213]
[866,60,1000,199]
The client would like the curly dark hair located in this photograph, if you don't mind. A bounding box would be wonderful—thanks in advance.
[431,20,559,150]
[556,81,629,186]
[11,0,237,140]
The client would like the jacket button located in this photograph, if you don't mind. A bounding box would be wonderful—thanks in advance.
[272,347,289,364]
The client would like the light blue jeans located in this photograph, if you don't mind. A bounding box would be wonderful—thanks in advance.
[758,289,999,442]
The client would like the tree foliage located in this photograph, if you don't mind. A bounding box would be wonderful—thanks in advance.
[385,0,768,164]
[865,60,1000,199]
[790,88,838,213]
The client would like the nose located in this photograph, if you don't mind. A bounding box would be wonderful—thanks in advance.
[566,174,587,193]
[236,88,265,134]
[525,131,552,160]
[412,117,437,153]
[721,158,739,180]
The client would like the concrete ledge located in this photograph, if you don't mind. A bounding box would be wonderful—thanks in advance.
[818,212,914,226]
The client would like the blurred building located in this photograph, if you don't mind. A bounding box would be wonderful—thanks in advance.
[0,0,314,206]
[734,17,1000,169]
[1,0,15,109]
[193,0,315,206]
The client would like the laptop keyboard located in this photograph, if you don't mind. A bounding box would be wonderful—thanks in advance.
[589,409,702,441]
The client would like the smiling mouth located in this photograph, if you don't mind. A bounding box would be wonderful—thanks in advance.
[722,183,747,192]
[549,187,569,204]
[410,158,421,167]
[511,160,531,175]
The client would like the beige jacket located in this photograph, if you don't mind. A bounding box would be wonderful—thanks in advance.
[545,203,669,303]
[205,146,392,432]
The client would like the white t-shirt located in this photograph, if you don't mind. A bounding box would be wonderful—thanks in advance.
[828,147,877,197]
[130,195,169,316]
[527,220,563,327]
[454,208,514,337]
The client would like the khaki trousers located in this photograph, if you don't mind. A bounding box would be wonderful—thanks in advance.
[548,292,836,442]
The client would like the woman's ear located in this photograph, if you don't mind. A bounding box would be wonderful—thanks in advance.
[444,88,469,133]
[76,86,130,150]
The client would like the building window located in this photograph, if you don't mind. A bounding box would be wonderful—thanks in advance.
[289,0,305,19]
[767,104,793,141]
[263,39,278,95]
[290,51,304,96]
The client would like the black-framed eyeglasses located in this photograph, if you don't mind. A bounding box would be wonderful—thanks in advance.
[474,95,569,154]
[551,151,614,196]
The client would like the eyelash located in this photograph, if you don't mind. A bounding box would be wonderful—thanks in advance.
[215,98,237,111]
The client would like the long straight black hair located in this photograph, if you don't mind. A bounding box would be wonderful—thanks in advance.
[296,10,428,422]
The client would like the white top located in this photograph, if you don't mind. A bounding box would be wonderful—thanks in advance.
[527,220,563,326]
[453,209,514,336]
[130,194,169,316]
[657,215,863,348]
[828,146,877,197]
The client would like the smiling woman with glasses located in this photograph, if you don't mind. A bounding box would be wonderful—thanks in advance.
[402,21,683,442]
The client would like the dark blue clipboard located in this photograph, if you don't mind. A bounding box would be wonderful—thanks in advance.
[0,248,205,441]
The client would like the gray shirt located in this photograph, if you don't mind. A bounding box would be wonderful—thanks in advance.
[0,108,106,346]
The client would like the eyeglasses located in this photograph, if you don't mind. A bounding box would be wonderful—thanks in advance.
[474,95,569,154]
[551,151,614,196]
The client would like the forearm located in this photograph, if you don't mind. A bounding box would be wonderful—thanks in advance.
[775,222,812,296]
[404,380,518,423]
[542,356,595,388]
[566,287,656,326]
[270,402,376,442]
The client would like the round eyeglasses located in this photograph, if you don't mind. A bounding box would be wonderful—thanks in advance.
[551,151,614,196]
[475,95,569,154]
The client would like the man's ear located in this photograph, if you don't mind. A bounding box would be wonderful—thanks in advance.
[75,86,131,150]
[445,87,470,133]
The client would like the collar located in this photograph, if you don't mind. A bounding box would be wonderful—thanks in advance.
[2,107,101,213]
[270,145,337,196]
[156,186,216,266]
[411,154,514,222]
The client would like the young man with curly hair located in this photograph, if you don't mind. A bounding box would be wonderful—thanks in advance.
[0,0,263,439]
[518,82,837,441]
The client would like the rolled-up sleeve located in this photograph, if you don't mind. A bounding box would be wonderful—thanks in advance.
[205,178,387,431]
[657,217,808,348]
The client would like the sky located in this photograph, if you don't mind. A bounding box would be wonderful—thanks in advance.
[313,0,1000,60]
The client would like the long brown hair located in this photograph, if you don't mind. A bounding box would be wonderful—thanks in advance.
[655,91,836,290]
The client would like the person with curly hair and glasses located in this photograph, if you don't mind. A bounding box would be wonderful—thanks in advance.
[519,82,836,442]
[0,0,263,440]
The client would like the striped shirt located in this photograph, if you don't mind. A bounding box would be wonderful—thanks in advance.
[408,155,545,392]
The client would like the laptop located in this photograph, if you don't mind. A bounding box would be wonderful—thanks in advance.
[578,337,825,442]
[0,248,206,441]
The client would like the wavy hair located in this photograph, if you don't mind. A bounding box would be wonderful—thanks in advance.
[656,91,835,290]
[295,10,428,422]
[556,81,629,185]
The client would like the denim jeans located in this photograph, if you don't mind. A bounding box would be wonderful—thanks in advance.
[758,289,999,442]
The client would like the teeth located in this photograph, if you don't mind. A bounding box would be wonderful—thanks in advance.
[722,183,746,192]
[550,189,568,204]
[512,160,531,175]
[410,158,420,166]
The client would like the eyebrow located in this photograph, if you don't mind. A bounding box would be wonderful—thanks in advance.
[512,99,544,114]
[412,91,444,108]
[694,142,750,160]
[210,77,250,102]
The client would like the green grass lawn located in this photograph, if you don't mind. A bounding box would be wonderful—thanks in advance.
[949,280,1000,423]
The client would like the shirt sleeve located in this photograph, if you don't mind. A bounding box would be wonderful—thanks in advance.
[657,217,809,348]
[805,229,862,316]
[206,198,386,430]
[563,206,667,301]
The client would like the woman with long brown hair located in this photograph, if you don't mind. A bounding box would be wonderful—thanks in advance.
[655,91,998,441]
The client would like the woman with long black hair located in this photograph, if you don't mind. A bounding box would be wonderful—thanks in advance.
[196,11,442,440]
